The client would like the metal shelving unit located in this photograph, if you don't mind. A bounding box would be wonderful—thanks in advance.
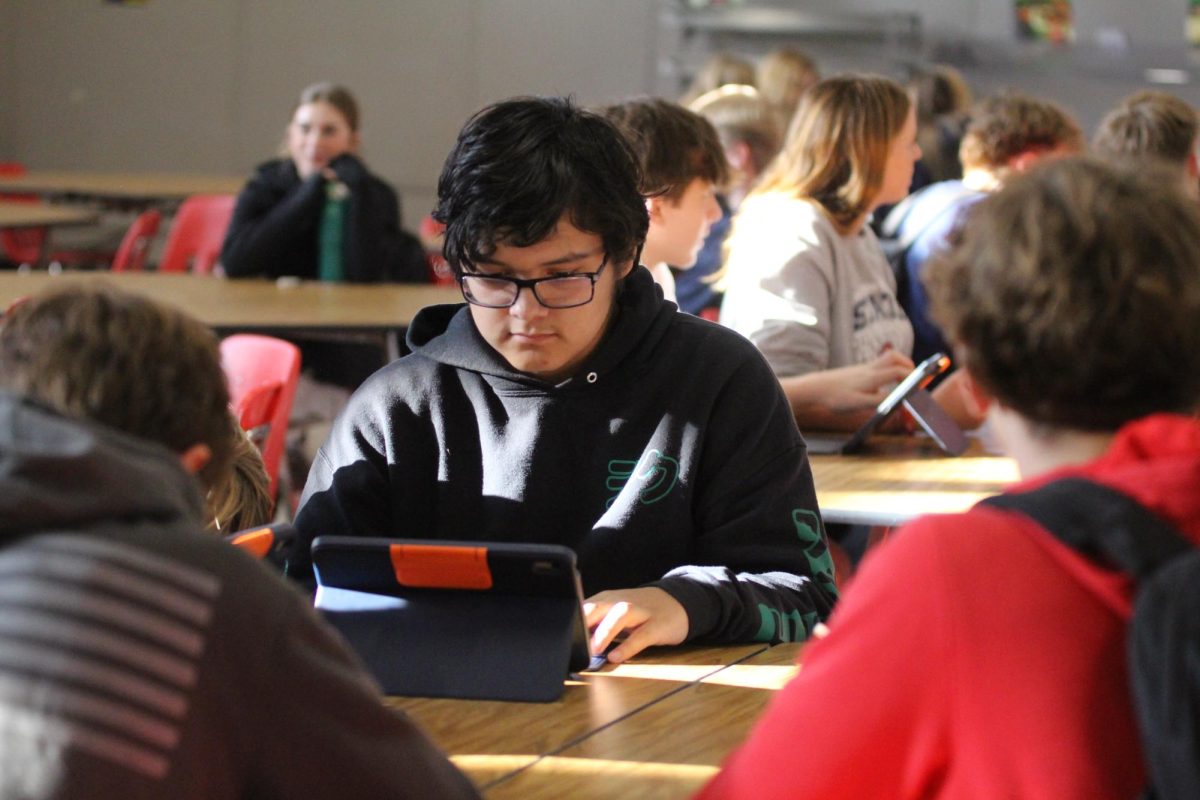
[657,1,924,96]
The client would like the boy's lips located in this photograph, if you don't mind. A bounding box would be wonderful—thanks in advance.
[510,330,554,342]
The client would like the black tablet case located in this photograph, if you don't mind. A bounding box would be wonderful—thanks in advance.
[312,537,589,703]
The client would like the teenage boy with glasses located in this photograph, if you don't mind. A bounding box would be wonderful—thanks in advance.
[293,96,836,662]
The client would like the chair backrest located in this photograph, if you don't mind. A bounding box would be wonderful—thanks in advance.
[225,522,298,568]
[0,162,48,261]
[158,194,235,274]
[109,209,162,273]
[220,334,301,500]
[0,163,46,266]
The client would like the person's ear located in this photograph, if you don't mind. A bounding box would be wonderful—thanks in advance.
[646,195,666,223]
[1007,149,1043,173]
[178,443,212,476]
[727,140,753,174]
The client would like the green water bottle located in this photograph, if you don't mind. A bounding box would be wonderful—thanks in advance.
[318,180,348,282]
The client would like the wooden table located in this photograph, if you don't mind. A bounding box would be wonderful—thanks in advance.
[809,435,1019,527]
[0,171,245,203]
[0,201,99,230]
[0,201,102,268]
[387,643,777,794]
[482,644,803,799]
[0,272,461,354]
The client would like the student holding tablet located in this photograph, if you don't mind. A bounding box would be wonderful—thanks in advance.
[293,96,837,663]
[719,74,980,434]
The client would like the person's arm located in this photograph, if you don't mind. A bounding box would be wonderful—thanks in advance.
[247,588,481,799]
[697,518,955,799]
[782,349,916,432]
[585,357,839,661]
[738,245,835,379]
[726,231,904,433]
[290,385,402,580]
[332,155,428,284]
[221,165,325,279]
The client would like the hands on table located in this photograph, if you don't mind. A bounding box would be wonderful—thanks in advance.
[583,586,689,665]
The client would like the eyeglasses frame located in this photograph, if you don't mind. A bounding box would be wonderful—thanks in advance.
[457,256,611,309]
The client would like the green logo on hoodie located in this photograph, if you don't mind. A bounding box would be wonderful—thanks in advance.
[606,450,680,508]
[753,509,838,642]
[793,508,838,598]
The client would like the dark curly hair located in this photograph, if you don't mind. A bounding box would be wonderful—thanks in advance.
[925,156,1200,431]
[752,74,911,231]
[958,91,1082,172]
[0,282,234,488]
[432,96,649,276]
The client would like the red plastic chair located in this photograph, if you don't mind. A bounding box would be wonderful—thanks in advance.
[109,209,162,272]
[0,162,132,269]
[0,163,47,267]
[419,215,456,286]
[225,522,298,570]
[158,194,235,274]
[220,334,301,501]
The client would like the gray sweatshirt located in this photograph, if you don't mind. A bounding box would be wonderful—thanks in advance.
[720,194,913,376]
[0,392,479,800]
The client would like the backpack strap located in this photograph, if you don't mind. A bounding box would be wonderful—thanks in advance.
[982,478,1200,800]
[980,477,1190,579]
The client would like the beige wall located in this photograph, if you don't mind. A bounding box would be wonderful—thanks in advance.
[4,0,1199,225]
[3,0,656,224]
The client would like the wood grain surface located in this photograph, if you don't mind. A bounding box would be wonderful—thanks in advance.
[484,644,803,799]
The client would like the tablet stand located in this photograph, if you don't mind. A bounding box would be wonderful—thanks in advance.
[904,388,969,455]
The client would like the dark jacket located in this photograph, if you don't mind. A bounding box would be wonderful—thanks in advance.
[294,267,837,644]
[221,154,428,283]
[0,392,478,800]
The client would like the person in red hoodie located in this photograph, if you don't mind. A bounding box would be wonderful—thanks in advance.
[698,156,1200,799]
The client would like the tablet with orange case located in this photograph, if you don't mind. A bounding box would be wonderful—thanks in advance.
[312,536,592,702]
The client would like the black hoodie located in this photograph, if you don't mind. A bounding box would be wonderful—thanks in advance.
[0,393,478,800]
[295,268,837,644]
[220,155,427,283]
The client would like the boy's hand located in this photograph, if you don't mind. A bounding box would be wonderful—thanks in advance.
[583,587,689,664]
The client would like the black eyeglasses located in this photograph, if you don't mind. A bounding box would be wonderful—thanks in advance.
[459,258,609,309]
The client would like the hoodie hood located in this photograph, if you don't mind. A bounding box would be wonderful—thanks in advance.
[0,392,206,537]
[405,265,675,389]
[1034,413,1200,543]
[993,413,1200,616]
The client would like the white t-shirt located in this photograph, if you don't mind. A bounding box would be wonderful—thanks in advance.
[720,194,913,377]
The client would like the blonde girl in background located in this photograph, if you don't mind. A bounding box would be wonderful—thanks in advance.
[720,74,974,433]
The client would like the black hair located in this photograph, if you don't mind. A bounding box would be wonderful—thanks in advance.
[433,96,649,275]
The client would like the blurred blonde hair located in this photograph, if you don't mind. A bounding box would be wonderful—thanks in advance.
[207,415,274,533]
[688,84,782,177]
[680,53,756,107]
[756,47,820,125]
[755,74,910,230]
